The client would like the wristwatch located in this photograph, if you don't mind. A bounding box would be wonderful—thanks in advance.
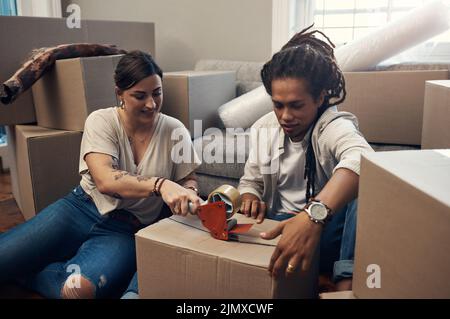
[303,199,332,225]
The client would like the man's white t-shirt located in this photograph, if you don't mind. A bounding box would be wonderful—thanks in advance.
[273,136,308,214]
[79,107,200,224]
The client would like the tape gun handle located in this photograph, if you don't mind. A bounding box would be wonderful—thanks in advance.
[188,198,207,214]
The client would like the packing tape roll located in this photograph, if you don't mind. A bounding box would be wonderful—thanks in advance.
[207,184,242,219]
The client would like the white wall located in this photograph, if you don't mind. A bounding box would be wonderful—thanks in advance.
[67,0,273,71]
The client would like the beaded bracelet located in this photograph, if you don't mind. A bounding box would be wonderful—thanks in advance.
[155,177,167,196]
[151,177,161,196]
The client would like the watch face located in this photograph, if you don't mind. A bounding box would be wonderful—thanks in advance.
[310,203,328,221]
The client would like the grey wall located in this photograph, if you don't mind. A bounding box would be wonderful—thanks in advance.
[67,0,272,71]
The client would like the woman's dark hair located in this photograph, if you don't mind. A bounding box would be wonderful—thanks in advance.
[114,50,163,91]
[261,24,346,202]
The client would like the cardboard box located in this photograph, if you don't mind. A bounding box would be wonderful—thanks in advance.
[0,15,155,125]
[136,214,319,299]
[163,71,236,138]
[421,80,450,149]
[32,55,122,131]
[4,126,22,211]
[339,70,448,145]
[14,125,82,220]
[320,291,356,299]
[353,150,450,299]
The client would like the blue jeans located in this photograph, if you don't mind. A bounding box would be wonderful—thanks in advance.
[269,200,357,283]
[0,185,150,299]
[121,272,139,299]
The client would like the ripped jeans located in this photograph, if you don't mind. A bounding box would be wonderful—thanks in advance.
[0,185,152,298]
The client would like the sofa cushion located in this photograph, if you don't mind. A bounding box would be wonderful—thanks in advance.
[194,129,250,179]
[194,59,263,96]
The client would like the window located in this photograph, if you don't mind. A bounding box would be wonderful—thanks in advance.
[16,0,61,17]
[0,0,17,16]
[291,0,450,63]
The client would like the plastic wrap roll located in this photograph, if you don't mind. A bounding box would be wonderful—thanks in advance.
[207,184,242,219]
[218,85,273,129]
[217,1,450,130]
[335,0,450,71]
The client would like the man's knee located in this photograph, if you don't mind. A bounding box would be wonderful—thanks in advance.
[61,274,95,299]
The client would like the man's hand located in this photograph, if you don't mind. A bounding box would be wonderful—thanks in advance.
[240,193,267,223]
[260,212,323,277]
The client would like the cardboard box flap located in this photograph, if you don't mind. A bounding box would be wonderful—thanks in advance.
[427,80,450,88]
[137,214,280,268]
[363,150,450,207]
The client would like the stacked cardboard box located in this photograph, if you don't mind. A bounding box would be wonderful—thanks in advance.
[340,70,448,145]
[421,80,450,149]
[12,125,82,220]
[4,55,123,219]
[163,71,236,138]
[32,55,122,131]
[0,15,155,127]
[0,16,156,220]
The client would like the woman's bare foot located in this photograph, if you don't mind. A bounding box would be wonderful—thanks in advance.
[335,278,352,291]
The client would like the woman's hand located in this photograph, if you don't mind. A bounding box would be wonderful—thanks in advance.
[159,180,201,216]
[240,193,267,223]
[260,212,323,277]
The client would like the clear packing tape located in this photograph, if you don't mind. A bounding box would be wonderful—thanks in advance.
[218,0,450,130]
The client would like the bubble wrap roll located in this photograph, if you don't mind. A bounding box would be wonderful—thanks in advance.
[335,0,450,71]
[218,85,273,129]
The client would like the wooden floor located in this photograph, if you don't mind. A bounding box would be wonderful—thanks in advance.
[0,170,336,298]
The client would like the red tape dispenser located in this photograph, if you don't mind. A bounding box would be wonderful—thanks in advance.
[189,185,253,241]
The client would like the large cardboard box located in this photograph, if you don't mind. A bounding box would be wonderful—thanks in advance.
[353,150,450,299]
[5,126,22,211]
[32,55,122,131]
[14,125,82,220]
[136,214,319,299]
[163,71,236,138]
[339,70,448,145]
[421,80,450,149]
[0,15,155,125]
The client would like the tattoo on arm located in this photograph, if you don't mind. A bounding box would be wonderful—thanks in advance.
[111,157,120,171]
[137,176,151,182]
[114,171,130,180]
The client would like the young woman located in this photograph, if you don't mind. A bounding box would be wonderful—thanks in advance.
[239,25,373,290]
[0,51,202,298]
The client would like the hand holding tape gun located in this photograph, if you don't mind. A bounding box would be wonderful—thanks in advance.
[187,185,255,241]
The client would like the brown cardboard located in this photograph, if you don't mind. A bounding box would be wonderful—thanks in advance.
[136,213,319,299]
[0,15,155,125]
[421,80,450,149]
[163,71,236,138]
[32,55,122,131]
[353,150,450,299]
[4,126,22,211]
[320,291,356,299]
[15,125,82,220]
[339,70,448,145]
